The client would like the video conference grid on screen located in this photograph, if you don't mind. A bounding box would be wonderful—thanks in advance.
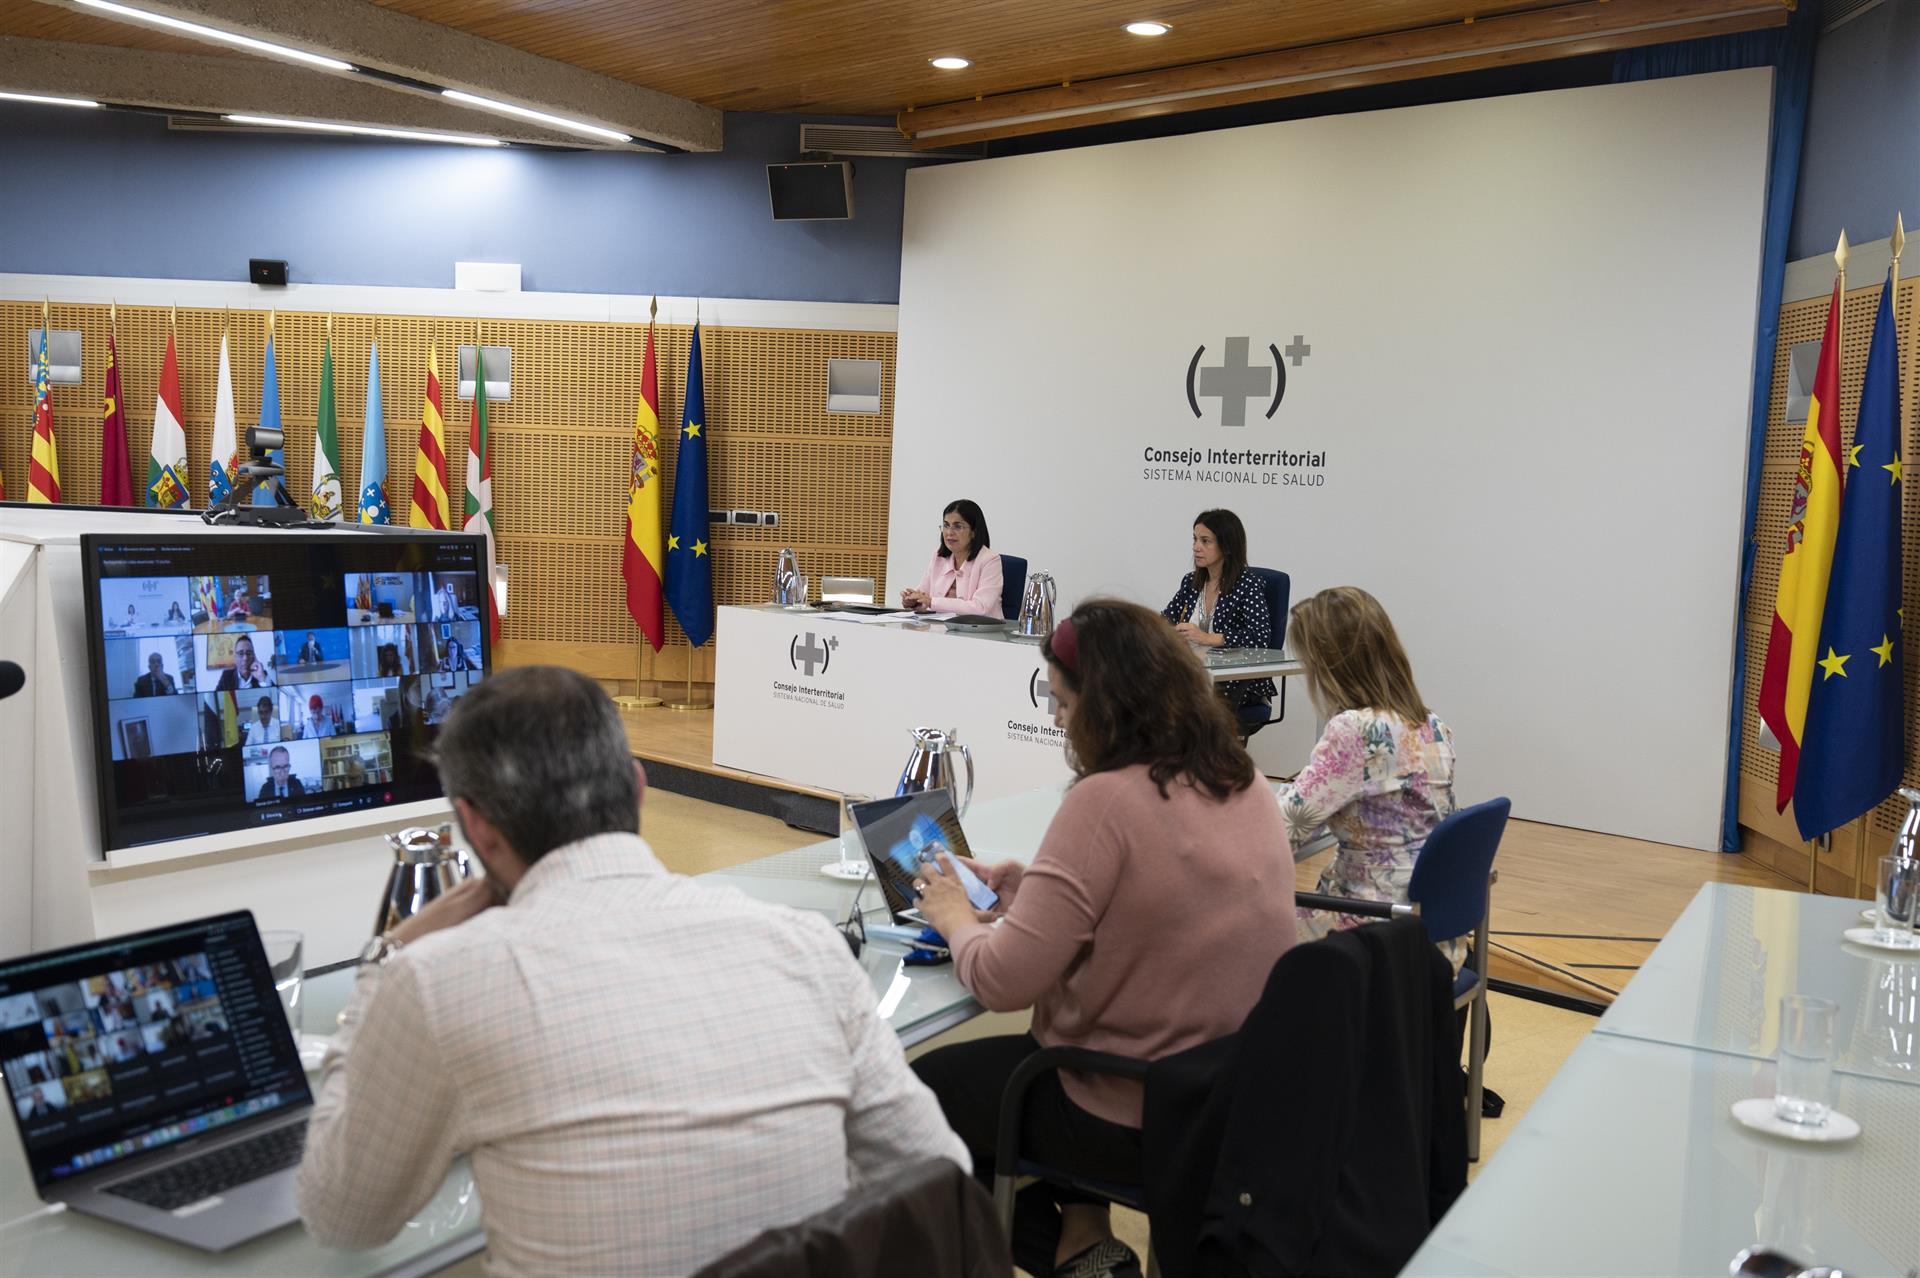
[0,914,309,1187]
[86,534,490,850]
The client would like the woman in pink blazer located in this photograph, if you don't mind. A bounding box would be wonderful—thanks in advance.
[901,498,1004,618]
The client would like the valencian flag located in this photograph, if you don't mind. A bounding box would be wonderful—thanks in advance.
[623,320,666,650]
[99,325,133,506]
[28,324,61,504]
[357,341,388,523]
[408,343,451,530]
[310,328,343,521]
[147,328,189,508]
[1758,260,1845,811]
[1794,263,1906,838]
[254,324,286,506]
[464,345,500,643]
[209,329,239,506]
[666,323,713,647]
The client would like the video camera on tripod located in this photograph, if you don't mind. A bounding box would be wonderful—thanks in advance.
[202,425,307,526]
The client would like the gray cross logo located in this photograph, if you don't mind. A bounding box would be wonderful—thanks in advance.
[794,632,830,676]
[1284,335,1311,366]
[1030,670,1056,714]
[1197,337,1272,428]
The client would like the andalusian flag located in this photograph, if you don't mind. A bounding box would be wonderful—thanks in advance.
[408,344,451,530]
[665,323,714,647]
[27,324,60,504]
[357,341,388,524]
[1794,257,1906,838]
[146,329,187,508]
[623,321,666,650]
[464,346,499,644]
[209,329,239,506]
[310,331,342,521]
[253,325,285,507]
[1757,251,1846,812]
[99,327,133,506]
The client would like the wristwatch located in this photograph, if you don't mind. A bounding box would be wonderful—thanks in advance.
[358,933,405,968]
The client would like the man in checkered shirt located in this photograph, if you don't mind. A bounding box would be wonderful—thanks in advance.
[297,666,969,1275]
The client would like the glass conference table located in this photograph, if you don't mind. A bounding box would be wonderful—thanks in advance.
[1405,883,1920,1276]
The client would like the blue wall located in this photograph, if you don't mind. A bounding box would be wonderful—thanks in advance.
[0,107,910,303]
[1789,2,1920,260]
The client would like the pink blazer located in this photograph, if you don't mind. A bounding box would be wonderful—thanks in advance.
[914,547,1004,617]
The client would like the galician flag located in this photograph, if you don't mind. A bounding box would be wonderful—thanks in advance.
[1757,244,1847,812]
[408,343,451,530]
[622,319,666,650]
[310,330,343,521]
[27,324,61,504]
[99,327,133,506]
[254,324,285,506]
[357,341,389,524]
[209,329,239,506]
[464,346,500,644]
[146,328,187,508]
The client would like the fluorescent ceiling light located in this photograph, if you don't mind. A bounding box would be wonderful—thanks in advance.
[929,56,972,70]
[441,89,631,143]
[1125,21,1172,36]
[226,114,504,147]
[75,0,354,72]
[0,91,101,108]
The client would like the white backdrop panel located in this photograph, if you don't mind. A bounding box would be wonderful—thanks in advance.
[891,70,1772,849]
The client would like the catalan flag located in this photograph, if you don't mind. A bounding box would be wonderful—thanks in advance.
[623,320,666,650]
[28,324,61,504]
[357,341,388,524]
[464,345,499,644]
[408,343,451,530]
[147,328,188,509]
[1757,259,1845,812]
[665,323,713,648]
[1794,261,1906,838]
[99,327,132,506]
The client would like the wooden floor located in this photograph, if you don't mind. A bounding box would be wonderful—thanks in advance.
[621,705,1807,1004]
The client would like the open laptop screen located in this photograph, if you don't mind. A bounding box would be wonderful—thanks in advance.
[0,912,312,1188]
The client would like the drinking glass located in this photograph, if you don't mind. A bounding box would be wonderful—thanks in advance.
[1773,995,1836,1126]
[821,794,872,881]
[1873,855,1920,946]
[260,929,304,1042]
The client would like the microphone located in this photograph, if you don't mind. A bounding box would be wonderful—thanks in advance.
[0,661,22,701]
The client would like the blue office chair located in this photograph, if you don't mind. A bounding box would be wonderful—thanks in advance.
[1234,566,1291,739]
[998,554,1027,622]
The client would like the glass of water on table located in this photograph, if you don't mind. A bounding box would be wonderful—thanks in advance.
[1773,995,1837,1127]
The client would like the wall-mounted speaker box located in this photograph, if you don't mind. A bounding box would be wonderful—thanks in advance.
[768,162,854,221]
[249,258,289,286]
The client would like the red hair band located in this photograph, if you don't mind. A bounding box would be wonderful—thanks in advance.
[1049,615,1079,674]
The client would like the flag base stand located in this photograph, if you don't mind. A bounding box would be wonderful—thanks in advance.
[664,698,711,712]
[614,695,663,709]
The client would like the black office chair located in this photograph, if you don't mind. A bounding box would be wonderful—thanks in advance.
[1234,566,1291,739]
[998,554,1027,621]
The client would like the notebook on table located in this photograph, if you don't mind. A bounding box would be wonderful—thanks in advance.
[0,911,313,1251]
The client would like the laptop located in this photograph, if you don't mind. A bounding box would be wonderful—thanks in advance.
[0,911,314,1251]
[847,792,999,926]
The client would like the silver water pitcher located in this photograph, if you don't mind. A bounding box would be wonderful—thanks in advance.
[374,824,477,935]
[896,726,975,818]
[1016,572,1057,638]
[1894,788,1920,861]
[773,548,807,607]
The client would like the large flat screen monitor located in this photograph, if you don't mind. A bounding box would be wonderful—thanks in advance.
[83,531,492,851]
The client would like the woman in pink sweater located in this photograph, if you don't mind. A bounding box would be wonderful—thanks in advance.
[914,598,1296,1278]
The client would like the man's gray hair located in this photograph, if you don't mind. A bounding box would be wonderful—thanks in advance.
[433,666,639,863]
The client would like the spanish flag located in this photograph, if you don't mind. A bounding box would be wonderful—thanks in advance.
[1757,256,1846,812]
[408,343,451,530]
[623,319,667,650]
[27,323,61,504]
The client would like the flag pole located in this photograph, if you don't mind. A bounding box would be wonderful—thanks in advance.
[1809,232,1849,891]
[668,307,711,712]
[616,295,664,710]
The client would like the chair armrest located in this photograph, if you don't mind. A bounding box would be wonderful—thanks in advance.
[994,1046,1150,1176]
[1295,892,1418,920]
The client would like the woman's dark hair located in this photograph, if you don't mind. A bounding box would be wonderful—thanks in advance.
[935,499,990,560]
[1188,508,1249,593]
[1040,597,1256,801]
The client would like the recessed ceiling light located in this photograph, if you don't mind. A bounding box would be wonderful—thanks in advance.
[0,91,101,109]
[1125,20,1171,36]
[74,0,354,72]
[929,56,972,70]
[441,89,632,144]
[226,115,504,147]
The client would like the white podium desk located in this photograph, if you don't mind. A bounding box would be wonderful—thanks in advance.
[713,605,1302,803]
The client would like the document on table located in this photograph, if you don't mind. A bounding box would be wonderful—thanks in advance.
[816,610,922,624]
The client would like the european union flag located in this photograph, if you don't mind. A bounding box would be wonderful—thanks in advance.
[665,323,714,647]
[1794,274,1905,839]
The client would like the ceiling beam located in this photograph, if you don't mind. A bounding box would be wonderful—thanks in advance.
[0,36,600,146]
[31,0,722,152]
[901,0,1790,147]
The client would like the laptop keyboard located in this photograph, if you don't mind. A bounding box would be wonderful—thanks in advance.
[103,1123,306,1212]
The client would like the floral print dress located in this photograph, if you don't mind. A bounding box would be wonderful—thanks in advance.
[1277,708,1460,958]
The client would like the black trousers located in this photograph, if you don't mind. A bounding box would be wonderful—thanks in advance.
[913,1033,1144,1273]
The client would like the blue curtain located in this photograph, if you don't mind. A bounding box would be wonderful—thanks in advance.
[1615,6,1824,851]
